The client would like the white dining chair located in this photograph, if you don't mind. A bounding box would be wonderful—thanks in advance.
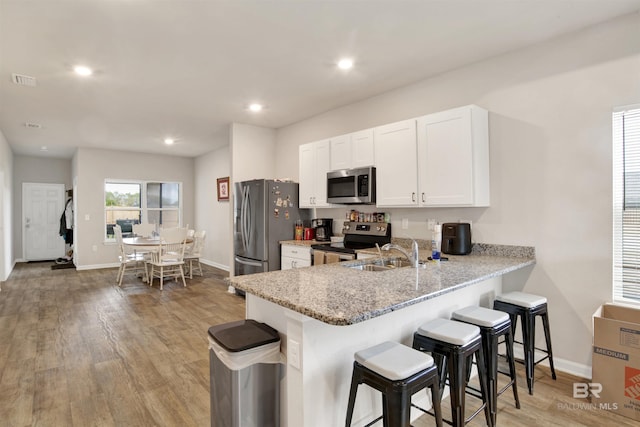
[114,224,148,286]
[184,230,206,279]
[147,231,187,290]
[133,222,156,237]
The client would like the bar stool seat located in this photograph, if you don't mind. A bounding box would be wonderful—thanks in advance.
[413,319,492,427]
[494,292,556,395]
[452,306,520,426]
[495,291,546,308]
[345,341,443,427]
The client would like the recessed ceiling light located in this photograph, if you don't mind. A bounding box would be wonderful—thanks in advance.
[337,58,354,70]
[248,103,263,112]
[164,138,175,145]
[40,146,48,151]
[73,65,93,76]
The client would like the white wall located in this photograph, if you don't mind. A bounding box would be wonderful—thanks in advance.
[74,147,195,269]
[11,155,72,261]
[274,12,640,375]
[230,123,277,183]
[195,145,231,270]
[0,129,13,281]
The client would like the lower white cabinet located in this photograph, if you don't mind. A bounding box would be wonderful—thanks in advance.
[281,244,312,270]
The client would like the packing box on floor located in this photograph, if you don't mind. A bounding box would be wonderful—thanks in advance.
[593,303,640,421]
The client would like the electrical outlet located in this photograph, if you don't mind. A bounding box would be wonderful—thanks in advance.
[288,339,301,369]
[427,218,436,231]
[92,245,98,252]
[401,218,409,229]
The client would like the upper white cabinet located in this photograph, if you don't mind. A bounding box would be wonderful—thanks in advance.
[329,135,351,170]
[329,129,375,171]
[375,105,489,208]
[350,129,375,168]
[374,119,419,207]
[299,139,332,208]
[417,105,489,207]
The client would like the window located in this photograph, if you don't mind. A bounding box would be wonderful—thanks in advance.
[613,105,640,303]
[105,180,182,240]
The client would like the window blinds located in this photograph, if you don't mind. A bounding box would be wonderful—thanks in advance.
[613,105,640,302]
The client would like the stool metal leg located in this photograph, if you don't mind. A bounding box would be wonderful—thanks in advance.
[541,312,557,380]
[447,351,466,427]
[504,327,521,409]
[474,346,493,427]
[522,311,536,394]
[345,363,360,427]
[484,332,498,426]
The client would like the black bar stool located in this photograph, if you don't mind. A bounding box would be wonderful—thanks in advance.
[493,291,556,394]
[413,318,492,427]
[345,341,443,427]
[452,306,521,426]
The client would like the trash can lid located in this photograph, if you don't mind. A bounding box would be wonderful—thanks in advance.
[208,319,280,352]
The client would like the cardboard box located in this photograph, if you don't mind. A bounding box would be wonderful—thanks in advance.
[593,303,640,421]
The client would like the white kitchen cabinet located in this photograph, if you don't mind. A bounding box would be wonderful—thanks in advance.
[299,140,332,208]
[417,105,490,207]
[374,105,489,208]
[374,119,419,207]
[329,134,351,171]
[350,129,375,168]
[281,244,312,270]
[330,130,375,171]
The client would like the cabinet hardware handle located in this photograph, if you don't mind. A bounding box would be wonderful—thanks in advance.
[412,192,416,202]
[422,193,426,202]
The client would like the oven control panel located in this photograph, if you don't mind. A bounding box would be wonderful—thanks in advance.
[342,221,390,236]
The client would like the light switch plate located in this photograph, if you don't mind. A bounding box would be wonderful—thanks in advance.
[288,339,301,370]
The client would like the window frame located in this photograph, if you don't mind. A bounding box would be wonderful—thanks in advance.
[104,179,183,241]
[613,103,640,305]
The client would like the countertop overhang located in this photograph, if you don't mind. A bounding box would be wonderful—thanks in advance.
[229,244,535,326]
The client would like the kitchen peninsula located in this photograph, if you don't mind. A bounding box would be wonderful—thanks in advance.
[229,244,535,427]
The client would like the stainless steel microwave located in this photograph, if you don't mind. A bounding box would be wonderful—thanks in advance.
[326,167,376,204]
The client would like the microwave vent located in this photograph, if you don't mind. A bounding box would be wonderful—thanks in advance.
[12,73,37,87]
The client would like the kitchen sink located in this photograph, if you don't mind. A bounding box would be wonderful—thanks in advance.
[345,258,413,272]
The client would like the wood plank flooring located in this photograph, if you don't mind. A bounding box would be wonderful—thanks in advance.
[0,261,638,426]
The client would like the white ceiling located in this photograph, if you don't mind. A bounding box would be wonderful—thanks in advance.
[2,0,640,159]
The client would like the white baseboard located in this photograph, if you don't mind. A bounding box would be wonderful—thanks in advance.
[200,259,229,272]
[512,346,591,379]
[76,262,119,271]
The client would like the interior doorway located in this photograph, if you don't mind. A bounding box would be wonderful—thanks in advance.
[22,183,66,261]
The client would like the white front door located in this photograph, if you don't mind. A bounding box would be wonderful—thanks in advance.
[23,183,66,261]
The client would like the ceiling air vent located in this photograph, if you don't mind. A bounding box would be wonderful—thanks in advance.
[12,73,37,87]
[24,122,42,129]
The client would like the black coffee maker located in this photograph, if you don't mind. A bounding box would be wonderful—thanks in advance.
[312,218,333,242]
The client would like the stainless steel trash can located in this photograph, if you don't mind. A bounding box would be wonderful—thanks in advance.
[208,319,281,427]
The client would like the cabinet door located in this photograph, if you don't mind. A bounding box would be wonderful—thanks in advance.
[313,140,332,207]
[351,129,375,168]
[417,105,489,206]
[329,134,351,171]
[374,119,418,207]
[299,143,316,208]
[281,256,294,270]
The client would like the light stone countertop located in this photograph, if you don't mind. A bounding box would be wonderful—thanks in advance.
[279,240,331,247]
[229,243,535,326]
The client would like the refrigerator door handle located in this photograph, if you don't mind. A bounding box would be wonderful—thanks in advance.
[234,256,264,267]
[242,186,251,250]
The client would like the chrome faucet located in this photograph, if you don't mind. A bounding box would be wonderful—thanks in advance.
[381,239,419,267]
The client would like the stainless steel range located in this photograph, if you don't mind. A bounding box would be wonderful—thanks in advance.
[311,221,392,261]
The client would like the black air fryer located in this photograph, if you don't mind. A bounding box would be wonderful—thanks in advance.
[441,223,472,255]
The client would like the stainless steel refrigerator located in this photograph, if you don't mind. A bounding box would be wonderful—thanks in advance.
[234,179,310,276]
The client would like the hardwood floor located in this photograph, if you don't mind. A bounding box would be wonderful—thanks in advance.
[0,262,637,426]
[0,261,244,427]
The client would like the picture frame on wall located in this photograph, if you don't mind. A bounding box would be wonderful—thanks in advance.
[217,177,230,201]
